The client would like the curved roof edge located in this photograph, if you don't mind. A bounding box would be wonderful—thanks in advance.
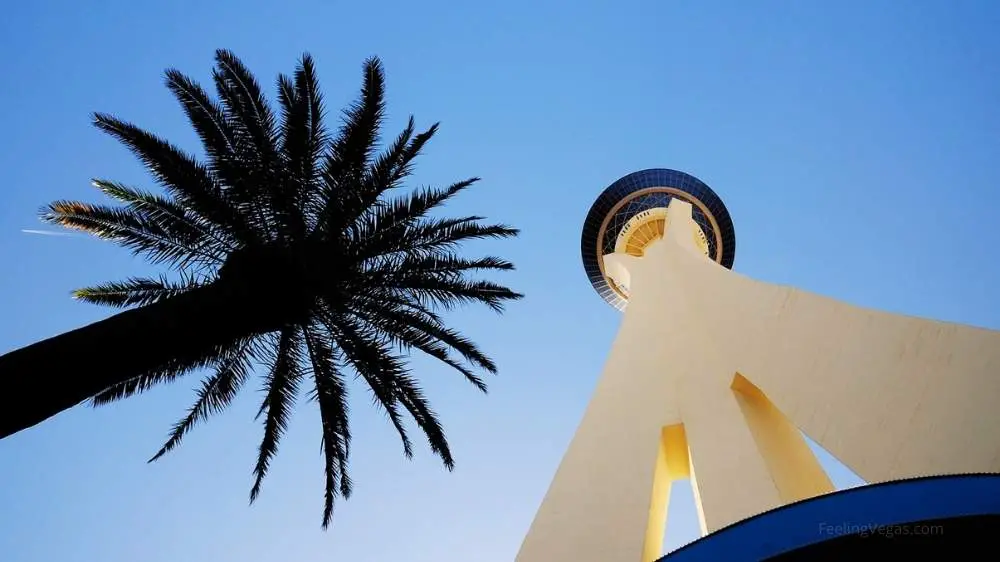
[658,474,1000,561]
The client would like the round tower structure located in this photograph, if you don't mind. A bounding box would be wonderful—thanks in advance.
[580,168,737,310]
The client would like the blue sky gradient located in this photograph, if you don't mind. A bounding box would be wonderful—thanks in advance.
[1,1,998,560]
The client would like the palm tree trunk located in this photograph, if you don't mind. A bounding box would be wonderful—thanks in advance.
[0,282,296,440]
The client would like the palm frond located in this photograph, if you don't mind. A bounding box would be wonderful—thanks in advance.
[355,293,498,374]
[91,112,260,245]
[303,325,351,528]
[388,122,438,189]
[148,339,255,462]
[329,57,386,177]
[72,274,207,309]
[89,370,187,407]
[89,338,250,406]
[164,66,279,240]
[293,54,328,173]
[319,57,386,234]
[40,199,217,268]
[347,301,488,392]
[163,68,241,177]
[348,180,489,259]
[211,50,281,238]
[250,327,305,502]
[388,371,454,470]
[92,179,234,256]
[346,118,439,235]
[391,255,516,279]
[397,217,520,256]
[332,311,455,469]
[329,314,414,459]
[362,116,415,198]
[212,49,278,158]
[373,178,480,234]
[393,275,524,313]
[272,54,326,238]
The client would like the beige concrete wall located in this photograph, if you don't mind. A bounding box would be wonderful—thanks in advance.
[684,237,1000,482]
[516,199,1000,562]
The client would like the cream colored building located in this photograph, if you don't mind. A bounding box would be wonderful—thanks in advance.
[515,169,1000,562]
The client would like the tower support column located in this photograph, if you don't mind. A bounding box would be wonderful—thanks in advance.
[514,265,686,562]
[517,200,833,562]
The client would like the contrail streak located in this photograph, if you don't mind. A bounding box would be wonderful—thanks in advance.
[21,228,83,238]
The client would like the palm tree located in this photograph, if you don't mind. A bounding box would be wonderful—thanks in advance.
[0,50,521,527]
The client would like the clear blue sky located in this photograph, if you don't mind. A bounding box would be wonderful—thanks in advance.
[1,1,998,560]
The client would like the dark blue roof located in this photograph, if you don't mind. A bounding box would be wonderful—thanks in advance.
[657,474,1000,561]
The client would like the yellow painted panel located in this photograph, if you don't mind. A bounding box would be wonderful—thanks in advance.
[731,373,834,503]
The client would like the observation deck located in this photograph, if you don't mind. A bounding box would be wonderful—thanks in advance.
[580,169,736,310]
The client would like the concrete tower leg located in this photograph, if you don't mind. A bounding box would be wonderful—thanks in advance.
[517,200,840,562]
[637,203,832,534]
[514,275,685,562]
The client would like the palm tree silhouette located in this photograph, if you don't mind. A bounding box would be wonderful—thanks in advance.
[0,50,521,527]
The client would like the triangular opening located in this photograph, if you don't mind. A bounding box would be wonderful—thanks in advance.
[661,478,701,555]
[655,376,868,558]
[803,433,866,490]
[658,441,865,556]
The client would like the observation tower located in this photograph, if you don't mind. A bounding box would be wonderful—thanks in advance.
[515,169,1000,562]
